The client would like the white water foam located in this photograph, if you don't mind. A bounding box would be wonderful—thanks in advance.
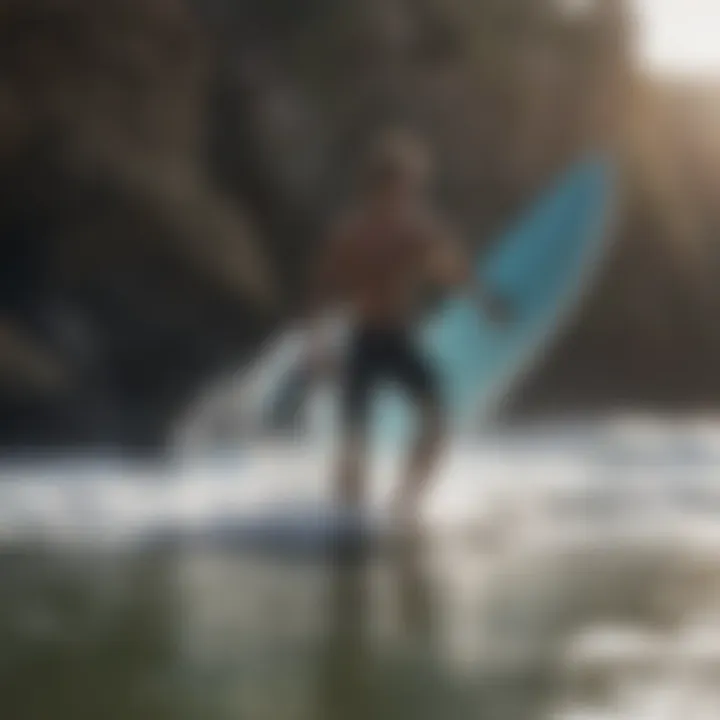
[1,418,720,550]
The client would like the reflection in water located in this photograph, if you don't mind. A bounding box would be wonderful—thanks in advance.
[2,539,720,719]
[0,548,183,719]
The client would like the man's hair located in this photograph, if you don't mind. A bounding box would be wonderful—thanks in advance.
[361,129,431,192]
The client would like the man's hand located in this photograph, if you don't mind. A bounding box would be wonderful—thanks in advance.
[306,337,338,376]
[476,286,514,326]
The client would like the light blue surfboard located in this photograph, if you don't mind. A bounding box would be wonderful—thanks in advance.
[245,156,614,446]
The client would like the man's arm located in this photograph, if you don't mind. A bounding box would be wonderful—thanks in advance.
[428,221,510,323]
[299,220,351,374]
[303,220,347,325]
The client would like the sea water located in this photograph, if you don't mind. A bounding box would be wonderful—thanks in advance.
[3,418,720,719]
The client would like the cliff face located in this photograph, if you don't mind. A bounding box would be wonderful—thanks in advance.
[3,0,709,450]
[0,0,276,449]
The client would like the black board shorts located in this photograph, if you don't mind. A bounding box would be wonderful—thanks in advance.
[342,325,441,431]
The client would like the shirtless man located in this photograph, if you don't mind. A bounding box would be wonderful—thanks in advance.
[308,131,503,524]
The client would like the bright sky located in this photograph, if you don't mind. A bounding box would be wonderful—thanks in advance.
[636,0,720,77]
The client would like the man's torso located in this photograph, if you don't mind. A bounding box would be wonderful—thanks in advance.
[331,207,440,327]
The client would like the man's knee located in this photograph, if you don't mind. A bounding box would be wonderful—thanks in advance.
[419,399,444,441]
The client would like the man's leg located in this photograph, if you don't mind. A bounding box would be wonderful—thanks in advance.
[336,426,367,512]
[388,337,445,526]
[336,330,373,513]
[393,399,445,525]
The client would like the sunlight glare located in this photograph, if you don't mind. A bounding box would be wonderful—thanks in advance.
[637,0,720,78]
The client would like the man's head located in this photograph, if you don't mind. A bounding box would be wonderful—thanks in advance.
[360,129,432,206]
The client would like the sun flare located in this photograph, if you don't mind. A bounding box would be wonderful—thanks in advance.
[636,0,720,78]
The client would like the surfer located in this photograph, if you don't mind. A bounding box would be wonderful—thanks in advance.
[307,130,506,526]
